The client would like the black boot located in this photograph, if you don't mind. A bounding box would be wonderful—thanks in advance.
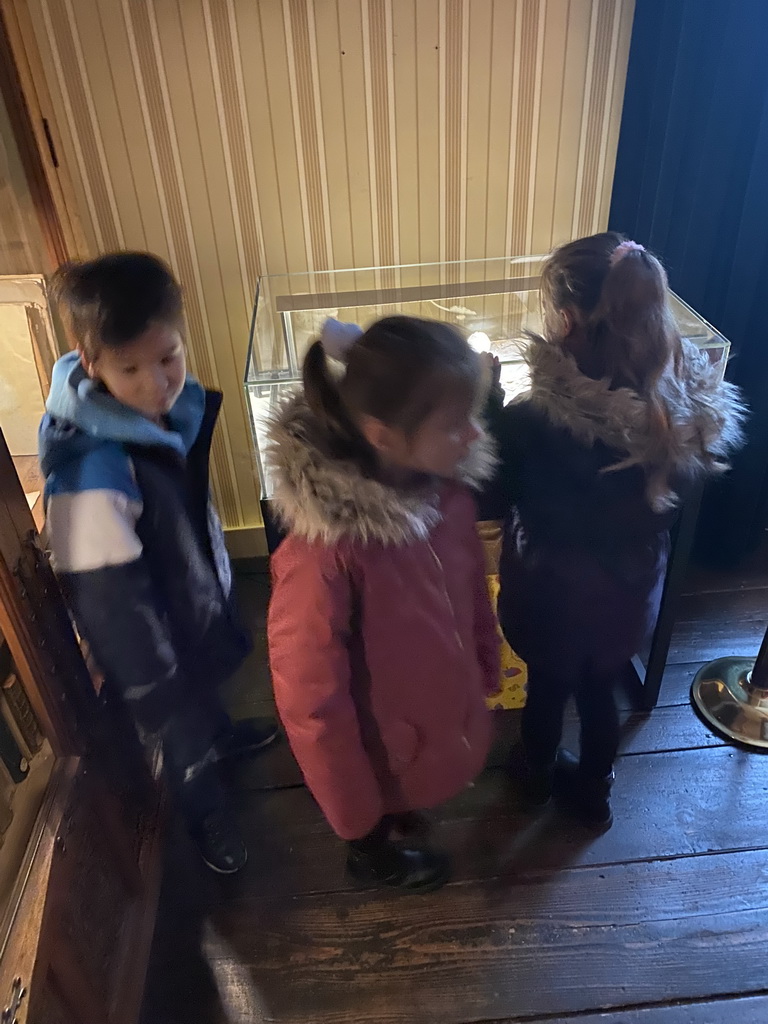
[215,717,279,761]
[191,808,248,874]
[385,811,432,840]
[507,742,555,808]
[346,833,450,893]
[553,749,614,829]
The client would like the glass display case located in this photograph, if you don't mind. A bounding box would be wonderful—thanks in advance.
[245,256,732,712]
[245,256,730,500]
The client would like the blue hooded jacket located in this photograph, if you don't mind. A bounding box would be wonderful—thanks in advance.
[39,353,250,731]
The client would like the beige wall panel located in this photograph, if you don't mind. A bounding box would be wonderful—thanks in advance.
[337,2,375,275]
[413,0,441,268]
[483,0,516,263]
[552,0,592,244]
[91,0,165,256]
[596,0,634,229]
[464,0,494,267]
[233,2,290,276]
[258,2,311,274]
[530,0,570,252]
[9,0,635,540]
[313,3,355,271]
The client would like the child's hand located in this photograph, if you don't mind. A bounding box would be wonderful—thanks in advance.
[481,352,502,388]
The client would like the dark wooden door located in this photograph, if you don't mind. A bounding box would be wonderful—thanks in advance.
[0,429,163,1024]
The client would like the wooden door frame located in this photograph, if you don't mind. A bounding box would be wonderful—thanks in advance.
[0,429,164,1023]
[0,430,97,757]
[0,1,77,271]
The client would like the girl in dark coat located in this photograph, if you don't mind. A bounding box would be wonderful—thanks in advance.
[480,232,746,828]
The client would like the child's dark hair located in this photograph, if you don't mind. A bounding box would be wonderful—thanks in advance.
[51,252,183,360]
[540,231,689,504]
[303,315,481,475]
[540,231,683,388]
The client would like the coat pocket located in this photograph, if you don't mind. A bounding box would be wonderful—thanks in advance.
[382,720,420,775]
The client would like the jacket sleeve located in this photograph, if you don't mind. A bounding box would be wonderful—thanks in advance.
[476,391,527,520]
[268,541,384,841]
[45,452,185,735]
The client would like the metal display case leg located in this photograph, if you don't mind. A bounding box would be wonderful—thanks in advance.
[261,498,285,555]
[627,485,704,713]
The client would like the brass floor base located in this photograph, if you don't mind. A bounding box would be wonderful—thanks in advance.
[692,656,768,749]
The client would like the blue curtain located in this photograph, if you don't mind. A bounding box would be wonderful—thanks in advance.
[610,0,768,565]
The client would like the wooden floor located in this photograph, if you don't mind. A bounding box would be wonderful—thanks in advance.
[141,544,768,1024]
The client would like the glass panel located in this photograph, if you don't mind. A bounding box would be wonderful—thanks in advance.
[246,257,731,498]
[0,87,47,276]
[0,276,58,470]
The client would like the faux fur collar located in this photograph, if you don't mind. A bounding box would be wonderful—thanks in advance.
[525,335,748,510]
[266,394,497,545]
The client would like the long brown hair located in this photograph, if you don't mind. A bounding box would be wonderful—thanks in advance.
[302,315,481,476]
[539,231,686,501]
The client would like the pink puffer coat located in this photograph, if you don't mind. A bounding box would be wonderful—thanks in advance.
[267,396,500,841]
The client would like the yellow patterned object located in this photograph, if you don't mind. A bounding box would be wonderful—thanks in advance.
[477,521,528,710]
[485,575,528,709]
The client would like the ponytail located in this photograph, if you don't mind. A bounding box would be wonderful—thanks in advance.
[540,232,693,510]
[589,249,684,505]
[302,340,377,473]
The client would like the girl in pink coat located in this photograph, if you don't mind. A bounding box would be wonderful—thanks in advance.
[267,315,500,893]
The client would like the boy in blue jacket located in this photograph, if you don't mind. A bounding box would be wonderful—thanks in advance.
[39,252,277,873]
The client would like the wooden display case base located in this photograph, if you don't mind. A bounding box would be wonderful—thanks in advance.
[0,756,164,1024]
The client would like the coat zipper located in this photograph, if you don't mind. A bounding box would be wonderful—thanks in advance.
[427,542,464,651]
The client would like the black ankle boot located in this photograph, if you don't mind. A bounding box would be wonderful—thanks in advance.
[385,811,431,840]
[507,743,555,808]
[346,835,450,893]
[191,808,248,874]
[553,749,614,829]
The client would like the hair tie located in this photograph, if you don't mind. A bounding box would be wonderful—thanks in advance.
[320,318,363,363]
[610,239,646,266]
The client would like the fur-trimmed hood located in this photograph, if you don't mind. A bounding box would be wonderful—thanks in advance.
[524,335,748,511]
[266,394,496,545]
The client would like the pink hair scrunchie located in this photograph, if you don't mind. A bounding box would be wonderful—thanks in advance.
[610,239,646,265]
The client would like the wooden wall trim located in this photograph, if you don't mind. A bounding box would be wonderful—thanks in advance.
[0,0,87,263]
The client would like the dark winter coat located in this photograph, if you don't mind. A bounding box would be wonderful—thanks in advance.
[479,337,747,677]
[38,352,250,734]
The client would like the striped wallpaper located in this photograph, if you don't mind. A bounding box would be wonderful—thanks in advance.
[6,0,635,550]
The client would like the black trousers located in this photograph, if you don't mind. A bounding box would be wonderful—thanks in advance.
[107,678,233,827]
[161,695,231,826]
[521,666,619,779]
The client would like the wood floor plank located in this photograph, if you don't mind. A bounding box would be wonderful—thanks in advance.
[205,849,768,1024]
[667,588,768,664]
[220,629,275,718]
[230,702,723,794]
[142,558,768,1024]
[518,994,768,1024]
[224,744,767,900]
[683,536,768,596]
